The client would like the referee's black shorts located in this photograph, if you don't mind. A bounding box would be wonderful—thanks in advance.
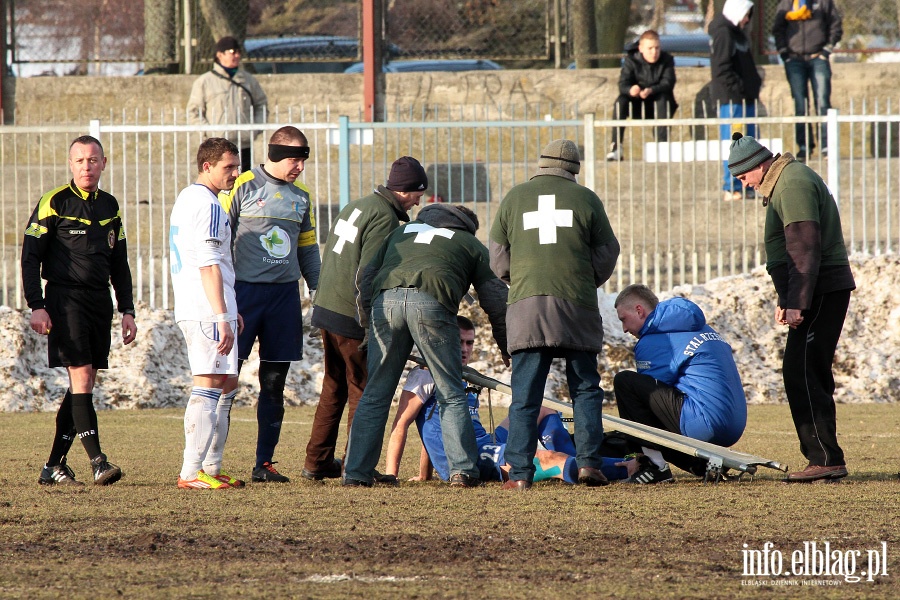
[45,284,114,369]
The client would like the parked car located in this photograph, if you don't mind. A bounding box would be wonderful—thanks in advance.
[624,33,711,68]
[568,33,711,69]
[344,59,503,73]
[244,35,401,74]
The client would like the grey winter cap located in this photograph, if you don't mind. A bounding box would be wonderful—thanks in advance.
[538,139,581,175]
[728,132,773,176]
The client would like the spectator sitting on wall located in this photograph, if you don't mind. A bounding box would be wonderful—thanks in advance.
[607,30,678,162]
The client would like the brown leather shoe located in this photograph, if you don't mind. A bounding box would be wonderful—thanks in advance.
[578,466,610,487]
[501,479,532,491]
[783,464,848,483]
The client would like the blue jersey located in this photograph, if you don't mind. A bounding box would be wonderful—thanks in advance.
[404,367,502,481]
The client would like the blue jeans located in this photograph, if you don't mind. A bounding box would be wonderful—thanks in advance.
[505,348,605,482]
[343,288,479,483]
[785,57,832,150]
[719,103,757,191]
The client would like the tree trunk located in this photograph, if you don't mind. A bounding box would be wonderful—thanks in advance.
[198,0,249,42]
[650,0,667,33]
[572,0,597,69]
[595,0,630,68]
[143,0,177,74]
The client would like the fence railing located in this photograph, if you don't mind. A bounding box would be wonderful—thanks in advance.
[1,108,898,311]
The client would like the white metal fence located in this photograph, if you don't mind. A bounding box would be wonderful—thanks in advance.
[2,106,898,310]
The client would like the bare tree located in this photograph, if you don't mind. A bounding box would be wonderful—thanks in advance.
[199,0,250,42]
[595,0,630,68]
[572,0,597,68]
[650,0,667,32]
[144,0,177,74]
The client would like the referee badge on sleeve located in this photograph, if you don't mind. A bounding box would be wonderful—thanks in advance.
[107,229,116,248]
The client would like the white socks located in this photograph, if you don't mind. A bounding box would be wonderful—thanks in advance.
[202,389,237,476]
[642,447,668,470]
[180,387,221,480]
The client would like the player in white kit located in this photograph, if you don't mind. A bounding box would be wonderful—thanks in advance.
[169,137,244,489]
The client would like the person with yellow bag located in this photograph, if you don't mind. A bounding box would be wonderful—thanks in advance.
[773,0,843,162]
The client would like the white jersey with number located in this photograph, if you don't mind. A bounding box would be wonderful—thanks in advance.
[169,183,237,323]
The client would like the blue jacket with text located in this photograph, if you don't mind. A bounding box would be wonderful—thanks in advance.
[635,297,747,446]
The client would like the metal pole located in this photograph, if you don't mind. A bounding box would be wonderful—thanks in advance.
[554,0,562,69]
[827,108,839,207]
[339,115,351,207]
[183,0,192,75]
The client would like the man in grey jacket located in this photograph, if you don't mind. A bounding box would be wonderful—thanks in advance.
[187,36,268,171]
[489,139,620,491]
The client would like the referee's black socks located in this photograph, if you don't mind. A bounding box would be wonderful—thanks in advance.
[71,392,102,459]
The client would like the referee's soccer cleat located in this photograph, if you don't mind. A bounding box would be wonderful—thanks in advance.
[252,461,290,483]
[39,459,84,486]
[90,453,123,486]
[212,471,245,488]
[178,470,232,490]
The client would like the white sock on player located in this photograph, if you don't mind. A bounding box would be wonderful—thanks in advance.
[202,389,237,476]
[180,387,221,481]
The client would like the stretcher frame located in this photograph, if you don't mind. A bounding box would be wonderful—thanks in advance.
[409,356,789,482]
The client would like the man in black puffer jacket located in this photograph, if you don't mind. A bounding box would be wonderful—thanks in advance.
[607,30,677,162]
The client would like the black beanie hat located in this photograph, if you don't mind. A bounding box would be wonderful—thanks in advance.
[386,156,428,192]
[215,36,241,54]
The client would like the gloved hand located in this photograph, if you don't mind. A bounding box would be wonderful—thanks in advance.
[780,51,790,63]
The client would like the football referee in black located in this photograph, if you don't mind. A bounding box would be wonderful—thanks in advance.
[22,135,137,487]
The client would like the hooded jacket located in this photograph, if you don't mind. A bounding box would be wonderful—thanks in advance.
[358,203,508,356]
[634,297,747,446]
[772,0,842,59]
[709,0,761,105]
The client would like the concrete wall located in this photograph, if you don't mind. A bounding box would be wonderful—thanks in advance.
[9,62,900,125]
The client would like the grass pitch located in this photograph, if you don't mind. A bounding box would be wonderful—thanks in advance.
[0,403,897,599]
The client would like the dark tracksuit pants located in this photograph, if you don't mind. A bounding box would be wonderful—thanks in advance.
[782,290,851,467]
[613,370,705,475]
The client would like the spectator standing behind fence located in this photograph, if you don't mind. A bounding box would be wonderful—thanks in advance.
[709,0,761,201]
[606,30,678,162]
[772,0,843,162]
[489,139,620,491]
[219,126,321,484]
[22,135,136,487]
[187,36,268,171]
[169,138,244,490]
[728,133,855,484]
[302,157,425,482]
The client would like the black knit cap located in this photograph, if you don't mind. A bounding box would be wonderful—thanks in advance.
[215,36,241,54]
[728,132,774,176]
[386,156,428,192]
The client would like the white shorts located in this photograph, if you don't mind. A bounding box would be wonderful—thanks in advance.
[177,320,239,376]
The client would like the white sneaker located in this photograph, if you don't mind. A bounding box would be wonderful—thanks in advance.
[606,147,623,161]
